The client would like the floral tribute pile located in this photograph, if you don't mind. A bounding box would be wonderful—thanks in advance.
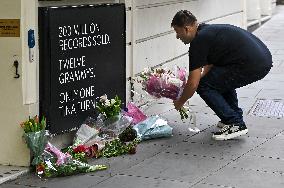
[20,116,107,178]
[21,95,174,179]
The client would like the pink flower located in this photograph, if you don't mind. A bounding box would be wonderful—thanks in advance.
[178,68,187,85]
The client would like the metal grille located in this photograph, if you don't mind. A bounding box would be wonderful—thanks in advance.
[249,99,284,118]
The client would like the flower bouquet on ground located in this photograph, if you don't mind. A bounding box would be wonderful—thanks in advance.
[123,102,147,124]
[71,118,106,158]
[135,66,199,132]
[37,159,107,178]
[95,95,131,138]
[100,138,140,158]
[20,115,49,165]
[36,142,107,178]
[96,94,122,123]
[133,115,173,141]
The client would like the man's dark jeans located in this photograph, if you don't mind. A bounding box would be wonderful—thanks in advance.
[196,65,271,125]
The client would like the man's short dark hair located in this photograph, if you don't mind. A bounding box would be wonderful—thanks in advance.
[171,10,197,27]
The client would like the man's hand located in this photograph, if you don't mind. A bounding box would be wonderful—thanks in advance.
[173,68,201,111]
[173,100,184,110]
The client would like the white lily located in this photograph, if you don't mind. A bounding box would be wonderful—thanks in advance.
[110,99,116,104]
[99,94,108,102]
[105,99,110,106]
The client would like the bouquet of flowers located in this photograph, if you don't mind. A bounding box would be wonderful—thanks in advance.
[20,116,49,165]
[36,143,107,178]
[96,94,131,139]
[101,138,140,158]
[37,159,107,178]
[138,66,188,119]
[96,94,121,120]
[123,102,147,124]
[20,115,46,133]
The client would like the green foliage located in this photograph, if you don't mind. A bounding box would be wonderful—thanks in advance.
[118,126,137,142]
[96,95,122,119]
[101,138,140,158]
[61,146,87,163]
[179,107,189,120]
[41,160,107,178]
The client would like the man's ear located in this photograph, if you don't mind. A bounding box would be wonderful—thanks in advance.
[184,25,191,32]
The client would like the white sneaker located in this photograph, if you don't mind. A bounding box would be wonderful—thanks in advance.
[212,124,248,141]
[216,121,228,128]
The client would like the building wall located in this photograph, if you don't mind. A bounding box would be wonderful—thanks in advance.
[0,0,30,166]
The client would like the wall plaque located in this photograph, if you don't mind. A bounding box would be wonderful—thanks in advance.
[0,19,20,37]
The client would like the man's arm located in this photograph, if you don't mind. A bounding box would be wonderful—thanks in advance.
[174,67,202,110]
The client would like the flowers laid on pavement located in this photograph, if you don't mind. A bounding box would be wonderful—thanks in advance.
[20,93,183,179]
[37,142,107,178]
[123,102,147,124]
[118,126,137,143]
[95,94,134,140]
[96,94,122,120]
[40,160,107,178]
[61,145,88,163]
[20,115,49,165]
[101,138,140,158]
[133,115,173,141]
[20,115,46,133]
[20,116,108,178]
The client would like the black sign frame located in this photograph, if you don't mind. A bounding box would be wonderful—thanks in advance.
[39,4,126,134]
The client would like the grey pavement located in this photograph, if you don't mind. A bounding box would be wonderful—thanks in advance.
[2,6,284,188]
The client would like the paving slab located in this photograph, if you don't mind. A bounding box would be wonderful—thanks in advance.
[236,88,262,98]
[255,89,284,100]
[247,80,284,90]
[243,116,284,138]
[0,166,28,185]
[248,133,284,158]
[229,155,284,175]
[121,151,229,184]
[93,174,193,188]
[3,173,107,188]
[199,165,284,188]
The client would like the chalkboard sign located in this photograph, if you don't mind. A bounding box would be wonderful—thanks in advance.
[39,4,126,134]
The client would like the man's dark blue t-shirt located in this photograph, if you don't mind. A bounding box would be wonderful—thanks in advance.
[188,24,273,71]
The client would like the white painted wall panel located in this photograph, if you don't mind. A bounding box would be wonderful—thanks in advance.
[272,0,276,13]
[194,0,243,23]
[246,0,261,20]
[133,1,199,41]
[133,0,243,41]
[133,33,189,74]
[208,12,244,28]
[126,10,132,44]
[260,0,272,16]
